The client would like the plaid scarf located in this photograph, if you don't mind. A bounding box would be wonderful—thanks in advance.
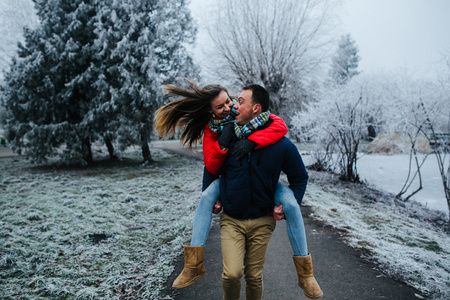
[234,111,270,140]
[207,99,238,134]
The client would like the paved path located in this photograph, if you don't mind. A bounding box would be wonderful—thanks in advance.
[158,143,423,300]
[0,146,18,158]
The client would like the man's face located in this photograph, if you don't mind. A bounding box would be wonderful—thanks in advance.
[235,89,257,126]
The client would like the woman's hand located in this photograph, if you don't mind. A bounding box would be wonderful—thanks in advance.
[217,123,235,149]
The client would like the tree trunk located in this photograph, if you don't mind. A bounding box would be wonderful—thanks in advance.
[446,188,450,216]
[82,138,93,165]
[104,138,116,159]
[367,125,376,141]
[340,146,360,183]
[140,125,153,164]
[443,174,450,220]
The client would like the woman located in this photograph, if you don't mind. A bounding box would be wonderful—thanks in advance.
[154,80,322,299]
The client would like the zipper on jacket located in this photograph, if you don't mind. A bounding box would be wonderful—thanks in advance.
[248,152,254,208]
[257,149,263,166]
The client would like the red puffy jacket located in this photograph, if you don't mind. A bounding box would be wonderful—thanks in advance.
[202,113,288,174]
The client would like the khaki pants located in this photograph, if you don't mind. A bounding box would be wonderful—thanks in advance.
[220,213,276,300]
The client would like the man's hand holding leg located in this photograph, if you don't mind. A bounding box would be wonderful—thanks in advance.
[213,199,222,214]
[273,204,285,220]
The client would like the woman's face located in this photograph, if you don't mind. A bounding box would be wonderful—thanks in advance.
[208,90,233,119]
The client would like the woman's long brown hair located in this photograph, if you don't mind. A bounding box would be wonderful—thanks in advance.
[155,79,229,150]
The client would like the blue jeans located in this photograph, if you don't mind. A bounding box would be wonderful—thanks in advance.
[190,179,220,246]
[274,181,308,256]
[190,179,308,256]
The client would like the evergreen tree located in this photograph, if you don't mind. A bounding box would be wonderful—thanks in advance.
[329,34,360,85]
[93,0,198,163]
[89,0,131,160]
[1,0,98,164]
[1,0,198,164]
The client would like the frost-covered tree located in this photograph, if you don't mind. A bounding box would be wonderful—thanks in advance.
[291,76,383,182]
[89,1,133,160]
[0,0,38,126]
[92,0,198,163]
[328,34,360,85]
[1,0,98,164]
[1,0,198,164]
[0,0,39,80]
[202,0,338,116]
[384,72,450,213]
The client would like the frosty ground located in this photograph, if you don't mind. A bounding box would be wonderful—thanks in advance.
[0,145,449,299]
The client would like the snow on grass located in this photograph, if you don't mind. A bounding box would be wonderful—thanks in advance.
[0,148,203,299]
[1,146,449,299]
[302,170,450,299]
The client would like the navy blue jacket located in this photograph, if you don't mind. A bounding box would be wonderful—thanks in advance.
[203,136,308,219]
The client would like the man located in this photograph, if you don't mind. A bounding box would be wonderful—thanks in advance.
[214,85,317,299]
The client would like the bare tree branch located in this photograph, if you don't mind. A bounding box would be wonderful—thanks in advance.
[202,0,339,116]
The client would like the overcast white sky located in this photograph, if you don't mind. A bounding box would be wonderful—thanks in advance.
[189,0,450,78]
[342,0,450,77]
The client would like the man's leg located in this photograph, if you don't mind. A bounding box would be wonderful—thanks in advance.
[244,215,276,300]
[220,213,246,300]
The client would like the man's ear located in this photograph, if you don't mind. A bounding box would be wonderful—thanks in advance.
[252,103,261,114]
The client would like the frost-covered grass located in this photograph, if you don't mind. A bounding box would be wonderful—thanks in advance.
[302,170,450,300]
[1,146,449,299]
[0,147,203,299]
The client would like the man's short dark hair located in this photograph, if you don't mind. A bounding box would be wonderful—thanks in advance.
[242,84,270,112]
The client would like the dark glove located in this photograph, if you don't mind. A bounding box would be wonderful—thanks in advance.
[217,123,235,149]
[233,139,257,160]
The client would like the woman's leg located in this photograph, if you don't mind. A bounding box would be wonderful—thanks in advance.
[275,182,323,298]
[173,179,219,289]
[274,181,308,256]
[190,179,220,246]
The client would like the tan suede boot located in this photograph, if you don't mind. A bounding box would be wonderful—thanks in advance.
[172,245,206,289]
[293,254,323,299]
